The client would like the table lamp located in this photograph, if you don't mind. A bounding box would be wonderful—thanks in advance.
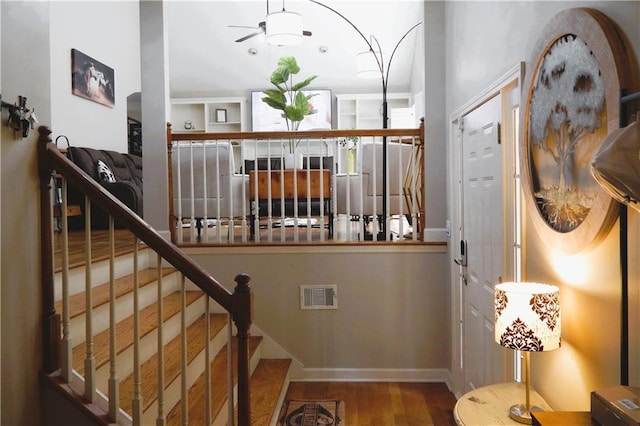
[494,282,561,424]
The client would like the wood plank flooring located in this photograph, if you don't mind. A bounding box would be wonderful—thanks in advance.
[283,381,457,426]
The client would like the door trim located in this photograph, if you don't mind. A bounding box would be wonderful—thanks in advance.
[448,62,524,397]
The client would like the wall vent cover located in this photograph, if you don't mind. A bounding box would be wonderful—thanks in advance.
[300,285,337,310]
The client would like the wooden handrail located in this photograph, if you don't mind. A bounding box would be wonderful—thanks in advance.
[37,125,253,425]
[168,126,422,142]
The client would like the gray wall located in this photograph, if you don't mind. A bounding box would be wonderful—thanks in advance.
[1,2,51,425]
[443,0,640,410]
[188,246,451,374]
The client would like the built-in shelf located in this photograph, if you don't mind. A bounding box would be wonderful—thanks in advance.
[336,93,412,130]
[170,97,246,133]
[335,93,413,173]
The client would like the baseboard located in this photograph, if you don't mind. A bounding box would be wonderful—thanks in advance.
[296,367,451,383]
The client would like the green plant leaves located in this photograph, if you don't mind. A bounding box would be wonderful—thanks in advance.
[261,56,318,134]
[292,76,317,92]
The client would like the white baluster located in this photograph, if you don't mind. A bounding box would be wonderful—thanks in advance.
[132,239,142,425]
[60,179,73,383]
[108,217,120,423]
[84,198,96,402]
[156,253,165,426]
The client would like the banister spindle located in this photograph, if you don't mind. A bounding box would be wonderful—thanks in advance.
[156,253,166,426]
[84,199,96,401]
[108,217,120,423]
[60,179,73,382]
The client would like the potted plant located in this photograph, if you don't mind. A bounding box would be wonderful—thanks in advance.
[262,56,317,158]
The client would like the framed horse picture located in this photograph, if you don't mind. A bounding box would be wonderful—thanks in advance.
[71,49,115,108]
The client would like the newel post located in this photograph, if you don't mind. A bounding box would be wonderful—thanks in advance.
[233,273,253,426]
[37,125,61,373]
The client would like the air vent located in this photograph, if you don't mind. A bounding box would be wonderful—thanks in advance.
[300,285,337,310]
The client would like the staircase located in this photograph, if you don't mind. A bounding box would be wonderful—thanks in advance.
[54,245,292,425]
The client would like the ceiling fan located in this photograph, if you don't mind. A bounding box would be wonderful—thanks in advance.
[229,0,312,43]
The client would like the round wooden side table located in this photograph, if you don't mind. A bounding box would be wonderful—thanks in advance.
[454,382,553,425]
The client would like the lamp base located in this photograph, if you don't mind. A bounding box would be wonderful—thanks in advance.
[508,404,544,424]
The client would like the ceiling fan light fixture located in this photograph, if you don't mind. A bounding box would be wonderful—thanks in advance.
[266,10,303,46]
[356,50,381,79]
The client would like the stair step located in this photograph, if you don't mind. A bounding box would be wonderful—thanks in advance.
[119,312,228,414]
[165,335,263,426]
[55,267,176,319]
[72,290,204,374]
[249,358,292,426]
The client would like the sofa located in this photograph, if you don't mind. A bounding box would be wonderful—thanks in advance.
[67,146,143,230]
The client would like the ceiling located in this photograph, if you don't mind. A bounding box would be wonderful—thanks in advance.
[166,0,424,99]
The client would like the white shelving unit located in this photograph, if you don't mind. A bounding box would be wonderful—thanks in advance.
[335,93,413,130]
[335,93,413,173]
[170,97,246,133]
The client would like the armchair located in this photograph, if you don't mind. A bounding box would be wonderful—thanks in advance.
[335,140,415,237]
[171,141,248,236]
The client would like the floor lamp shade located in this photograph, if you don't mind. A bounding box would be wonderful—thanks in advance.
[495,282,561,351]
[266,11,303,46]
[356,51,381,79]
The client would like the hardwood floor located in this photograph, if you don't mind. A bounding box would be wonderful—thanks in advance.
[283,381,457,426]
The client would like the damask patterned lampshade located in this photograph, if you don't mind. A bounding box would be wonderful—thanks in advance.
[495,282,561,352]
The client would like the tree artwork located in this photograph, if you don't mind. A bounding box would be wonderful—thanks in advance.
[528,34,605,232]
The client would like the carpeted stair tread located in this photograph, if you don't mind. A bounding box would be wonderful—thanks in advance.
[248,358,292,426]
[119,312,227,414]
[165,335,263,426]
[72,290,204,374]
[55,267,176,319]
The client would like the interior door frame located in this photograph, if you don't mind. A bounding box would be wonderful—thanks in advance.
[448,63,524,397]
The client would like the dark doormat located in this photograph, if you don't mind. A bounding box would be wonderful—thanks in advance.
[277,399,344,425]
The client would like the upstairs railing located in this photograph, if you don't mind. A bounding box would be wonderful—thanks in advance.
[167,119,424,245]
[38,126,254,425]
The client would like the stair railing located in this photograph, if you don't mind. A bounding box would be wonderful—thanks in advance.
[166,119,425,244]
[38,126,254,426]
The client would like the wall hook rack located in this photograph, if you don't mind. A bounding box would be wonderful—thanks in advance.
[0,94,38,139]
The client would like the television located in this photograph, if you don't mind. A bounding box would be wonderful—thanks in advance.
[251,89,333,131]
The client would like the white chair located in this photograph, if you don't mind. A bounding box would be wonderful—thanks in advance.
[171,141,248,235]
[335,139,415,234]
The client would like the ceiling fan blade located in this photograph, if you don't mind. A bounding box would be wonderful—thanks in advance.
[235,31,262,43]
[303,30,312,36]
[229,25,260,29]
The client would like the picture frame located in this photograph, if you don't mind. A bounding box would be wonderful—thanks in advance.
[520,8,633,254]
[71,49,115,108]
[216,109,227,123]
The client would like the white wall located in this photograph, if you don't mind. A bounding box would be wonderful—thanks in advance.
[1,1,140,424]
[444,0,640,410]
[50,1,141,152]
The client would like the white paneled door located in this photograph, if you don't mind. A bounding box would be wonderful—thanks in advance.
[459,94,505,392]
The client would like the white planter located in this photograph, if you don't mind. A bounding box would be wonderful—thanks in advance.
[284,152,303,169]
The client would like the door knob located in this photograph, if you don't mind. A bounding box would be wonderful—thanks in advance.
[454,239,468,267]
